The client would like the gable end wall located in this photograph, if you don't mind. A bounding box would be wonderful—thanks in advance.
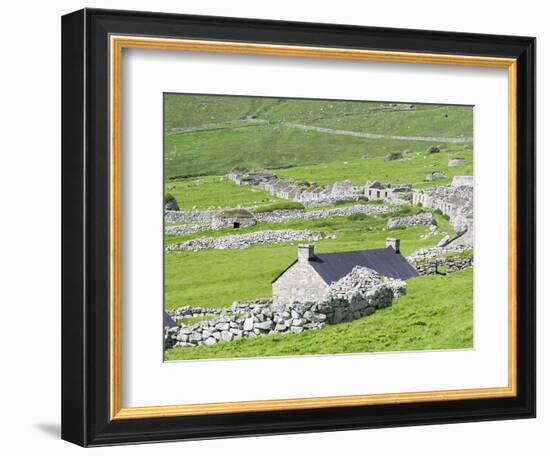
[272,262,329,306]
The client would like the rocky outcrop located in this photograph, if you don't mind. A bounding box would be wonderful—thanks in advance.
[384,152,404,161]
[425,171,445,182]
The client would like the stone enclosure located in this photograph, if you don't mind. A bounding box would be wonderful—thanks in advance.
[165,266,406,349]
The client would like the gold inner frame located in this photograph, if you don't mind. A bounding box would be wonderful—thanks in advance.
[109,35,518,420]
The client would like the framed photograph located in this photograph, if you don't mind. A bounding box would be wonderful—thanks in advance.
[61,8,535,447]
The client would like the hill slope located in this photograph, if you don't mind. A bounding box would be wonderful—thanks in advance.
[164,94,473,179]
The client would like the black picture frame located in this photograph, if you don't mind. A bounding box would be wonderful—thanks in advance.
[62,7,536,447]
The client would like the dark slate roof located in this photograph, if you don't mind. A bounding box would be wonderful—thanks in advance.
[309,247,419,284]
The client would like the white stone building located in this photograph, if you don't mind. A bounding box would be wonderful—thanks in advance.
[271,239,418,306]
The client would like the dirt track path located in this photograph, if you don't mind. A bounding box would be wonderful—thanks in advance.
[168,119,473,143]
[280,122,473,143]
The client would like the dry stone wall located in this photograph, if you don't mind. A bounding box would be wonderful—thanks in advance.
[165,209,218,223]
[164,223,210,236]
[165,267,406,349]
[255,204,391,224]
[387,212,436,229]
[165,229,323,252]
[407,245,473,275]
[165,204,392,232]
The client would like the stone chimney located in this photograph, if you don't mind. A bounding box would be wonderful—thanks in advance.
[298,244,315,262]
[386,238,400,254]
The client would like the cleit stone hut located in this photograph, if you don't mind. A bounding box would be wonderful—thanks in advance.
[211,208,257,230]
[271,239,418,306]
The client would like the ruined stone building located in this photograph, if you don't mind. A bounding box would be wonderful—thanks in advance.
[412,175,473,236]
[364,181,413,204]
[271,239,418,306]
[211,209,257,229]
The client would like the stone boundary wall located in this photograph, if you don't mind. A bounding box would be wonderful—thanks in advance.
[164,223,210,236]
[255,204,391,224]
[413,255,473,275]
[407,245,473,275]
[254,208,305,221]
[165,209,218,223]
[165,267,405,349]
[165,204,392,230]
[166,229,324,252]
[387,212,436,229]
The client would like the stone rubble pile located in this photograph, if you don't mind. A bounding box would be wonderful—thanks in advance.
[321,266,406,323]
[165,230,323,252]
[407,244,473,275]
[387,212,436,229]
[165,267,405,349]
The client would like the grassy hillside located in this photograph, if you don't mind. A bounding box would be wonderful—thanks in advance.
[165,268,473,360]
[164,94,473,179]
[165,175,284,211]
[165,94,472,136]
[162,94,474,359]
[277,150,473,189]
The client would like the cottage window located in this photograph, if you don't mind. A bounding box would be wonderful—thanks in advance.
[233,222,240,228]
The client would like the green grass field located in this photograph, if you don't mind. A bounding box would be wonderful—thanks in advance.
[164,175,283,211]
[165,94,472,137]
[276,151,472,189]
[165,268,473,360]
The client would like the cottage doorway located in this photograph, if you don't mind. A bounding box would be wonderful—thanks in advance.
[233,222,240,228]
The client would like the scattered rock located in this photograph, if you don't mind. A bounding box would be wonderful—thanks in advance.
[425,171,445,182]
[385,152,404,161]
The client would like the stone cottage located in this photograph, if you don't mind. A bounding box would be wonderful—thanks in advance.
[364,181,392,201]
[364,181,412,203]
[271,239,418,306]
[211,209,257,229]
